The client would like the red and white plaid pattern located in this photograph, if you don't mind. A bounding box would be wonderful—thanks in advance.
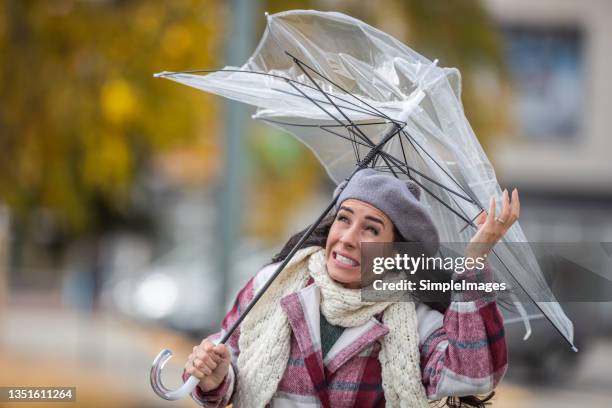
[183,263,507,407]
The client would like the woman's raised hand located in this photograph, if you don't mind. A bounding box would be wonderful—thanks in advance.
[466,189,520,259]
[185,339,231,392]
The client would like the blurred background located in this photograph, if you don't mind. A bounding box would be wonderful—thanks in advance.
[1,0,611,407]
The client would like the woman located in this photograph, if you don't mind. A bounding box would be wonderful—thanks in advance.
[183,169,518,407]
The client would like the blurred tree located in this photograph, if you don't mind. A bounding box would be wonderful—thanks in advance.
[0,0,509,248]
[243,0,322,241]
[0,0,223,237]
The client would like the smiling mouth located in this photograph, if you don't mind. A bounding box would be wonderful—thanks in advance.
[333,251,360,267]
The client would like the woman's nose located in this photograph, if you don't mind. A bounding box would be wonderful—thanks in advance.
[339,226,359,248]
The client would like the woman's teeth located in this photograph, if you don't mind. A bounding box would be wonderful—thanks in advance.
[336,253,358,266]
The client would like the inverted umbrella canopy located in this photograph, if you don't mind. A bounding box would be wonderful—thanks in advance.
[151,10,575,400]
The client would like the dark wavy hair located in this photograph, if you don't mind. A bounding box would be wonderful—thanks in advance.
[271,213,495,408]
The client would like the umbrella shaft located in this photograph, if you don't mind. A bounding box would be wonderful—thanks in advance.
[357,122,402,169]
[219,195,339,344]
[356,89,424,169]
[218,127,401,344]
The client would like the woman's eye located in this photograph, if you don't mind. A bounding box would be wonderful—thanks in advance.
[366,226,379,235]
[337,215,349,223]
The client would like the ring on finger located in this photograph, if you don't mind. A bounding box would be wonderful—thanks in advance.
[495,217,506,224]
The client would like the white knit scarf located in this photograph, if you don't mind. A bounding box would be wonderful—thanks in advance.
[234,246,429,407]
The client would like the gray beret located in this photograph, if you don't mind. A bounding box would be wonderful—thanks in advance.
[333,169,439,255]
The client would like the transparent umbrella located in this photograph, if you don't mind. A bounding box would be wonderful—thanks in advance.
[150,10,575,400]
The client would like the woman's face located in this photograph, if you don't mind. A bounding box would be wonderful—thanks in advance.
[325,199,395,289]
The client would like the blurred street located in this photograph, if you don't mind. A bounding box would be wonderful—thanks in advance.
[496,340,612,407]
[3,301,612,407]
[0,299,196,408]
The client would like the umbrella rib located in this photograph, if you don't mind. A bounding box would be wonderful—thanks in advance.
[370,131,401,178]
[396,168,472,225]
[401,130,482,209]
[380,145,574,348]
[379,156,401,177]
[284,61,386,169]
[287,81,369,165]
[347,126,362,162]
[160,68,477,211]
[272,74,478,224]
[270,87,383,118]
[400,130,482,232]
[291,57,379,150]
[285,81,344,130]
[264,117,403,176]
[169,67,471,207]
[284,52,401,126]
[324,123,368,165]
[288,43,574,350]
[316,125,375,149]
[365,132,475,203]
[459,209,486,233]
[285,80,375,150]
[372,151,474,225]
[259,119,389,128]
[400,129,486,232]
[282,57,428,185]
[394,128,569,346]
[167,66,410,178]
[158,68,386,120]
[489,244,575,350]
[373,152,399,177]
[377,150,475,203]
[308,124,475,206]
[397,131,411,178]
[289,57,402,175]
[391,130,574,348]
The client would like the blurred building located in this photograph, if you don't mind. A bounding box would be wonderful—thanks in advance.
[486,0,612,242]
[484,0,612,383]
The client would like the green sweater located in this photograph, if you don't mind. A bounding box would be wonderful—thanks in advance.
[320,311,345,358]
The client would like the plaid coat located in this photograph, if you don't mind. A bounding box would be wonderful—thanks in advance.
[183,261,507,407]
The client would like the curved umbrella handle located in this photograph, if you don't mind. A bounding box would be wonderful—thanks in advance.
[150,349,199,400]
